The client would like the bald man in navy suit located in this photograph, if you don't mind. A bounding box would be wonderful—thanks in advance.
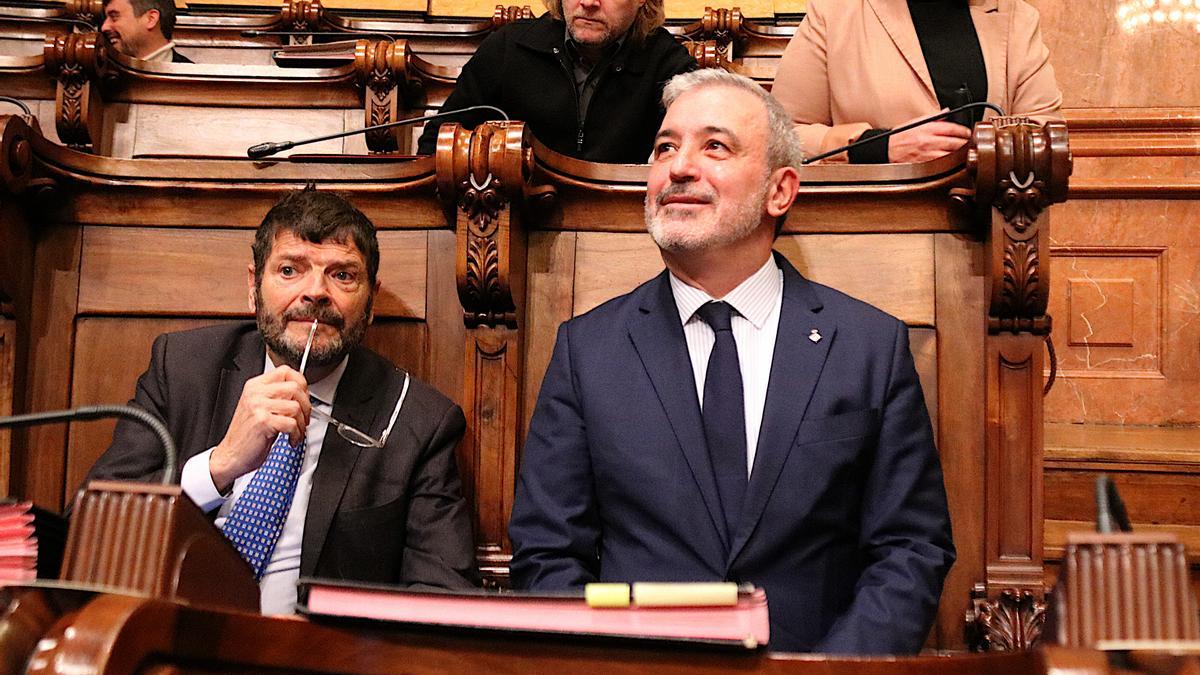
[509,70,954,654]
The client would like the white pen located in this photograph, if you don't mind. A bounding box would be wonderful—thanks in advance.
[298,319,319,376]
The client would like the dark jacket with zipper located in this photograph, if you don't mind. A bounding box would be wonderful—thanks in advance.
[416,14,695,163]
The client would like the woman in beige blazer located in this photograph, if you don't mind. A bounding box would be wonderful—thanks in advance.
[772,0,1062,163]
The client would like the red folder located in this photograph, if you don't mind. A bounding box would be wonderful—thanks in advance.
[299,580,770,648]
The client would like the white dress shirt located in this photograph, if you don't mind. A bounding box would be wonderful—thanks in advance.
[180,354,348,615]
[142,41,179,63]
[670,256,784,476]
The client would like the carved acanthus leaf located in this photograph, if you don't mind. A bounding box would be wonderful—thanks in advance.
[967,586,1047,652]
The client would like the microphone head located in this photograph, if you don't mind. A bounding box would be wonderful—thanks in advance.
[247,141,291,159]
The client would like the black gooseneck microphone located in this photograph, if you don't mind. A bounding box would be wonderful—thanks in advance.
[0,405,178,484]
[1094,475,1133,534]
[800,101,1006,165]
[246,104,509,159]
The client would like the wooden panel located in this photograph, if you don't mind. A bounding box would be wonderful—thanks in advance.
[1045,423,1200,471]
[122,105,351,159]
[521,231,577,440]
[77,227,427,319]
[909,327,937,434]
[360,320,428,382]
[0,319,13,494]
[1046,521,1200,565]
[64,317,427,499]
[20,225,82,510]
[1045,469,1200,528]
[571,233,935,326]
[934,234,986,650]
[65,317,221,499]
[425,229,466,410]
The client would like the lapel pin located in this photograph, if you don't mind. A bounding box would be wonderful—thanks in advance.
[808,329,822,343]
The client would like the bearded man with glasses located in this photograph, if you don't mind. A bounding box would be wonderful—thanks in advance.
[85,187,477,613]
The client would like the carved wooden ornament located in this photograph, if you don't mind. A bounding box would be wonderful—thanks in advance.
[64,0,104,28]
[354,39,410,153]
[970,118,1071,335]
[967,583,1047,652]
[438,121,533,328]
[42,31,106,151]
[280,0,323,44]
[0,115,34,196]
[685,39,730,70]
[492,5,534,29]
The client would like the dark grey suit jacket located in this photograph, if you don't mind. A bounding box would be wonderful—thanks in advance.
[87,322,476,589]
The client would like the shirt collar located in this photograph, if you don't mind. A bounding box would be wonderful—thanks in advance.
[142,41,177,63]
[262,353,349,407]
[669,256,783,330]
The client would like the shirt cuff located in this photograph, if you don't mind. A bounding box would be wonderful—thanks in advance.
[181,448,227,512]
[848,128,891,164]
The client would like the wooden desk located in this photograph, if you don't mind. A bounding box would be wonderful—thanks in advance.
[8,589,1111,674]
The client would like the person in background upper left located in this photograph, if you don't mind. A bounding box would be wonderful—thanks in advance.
[101,0,194,63]
[415,0,695,163]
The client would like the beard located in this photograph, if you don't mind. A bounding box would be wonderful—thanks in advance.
[645,181,768,253]
[255,288,372,370]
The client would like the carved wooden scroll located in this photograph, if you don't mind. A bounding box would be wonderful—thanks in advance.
[42,32,105,151]
[64,0,103,28]
[354,39,411,154]
[280,0,322,45]
[0,115,34,197]
[492,5,534,28]
[685,40,730,70]
[964,118,1072,651]
[437,121,548,586]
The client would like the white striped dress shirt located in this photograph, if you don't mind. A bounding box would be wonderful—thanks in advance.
[669,256,784,476]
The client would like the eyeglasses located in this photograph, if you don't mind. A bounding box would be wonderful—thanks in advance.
[309,373,409,449]
[298,319,410,449]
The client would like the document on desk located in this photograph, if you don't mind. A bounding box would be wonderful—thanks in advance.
[297,579,770,648]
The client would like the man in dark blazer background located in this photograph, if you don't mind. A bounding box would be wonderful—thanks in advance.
[87,189,476,613]
[508,70,955,654]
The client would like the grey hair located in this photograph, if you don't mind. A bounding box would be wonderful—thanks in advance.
[661,69,803,170]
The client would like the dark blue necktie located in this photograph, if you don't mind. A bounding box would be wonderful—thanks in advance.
[696,301,747,540]
[222,432,305,580]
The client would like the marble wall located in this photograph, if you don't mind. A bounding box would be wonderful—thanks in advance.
[1028,2,1200,426]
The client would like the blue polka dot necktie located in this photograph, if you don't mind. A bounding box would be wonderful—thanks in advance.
[222,432,306,580]
[696,301,747,542]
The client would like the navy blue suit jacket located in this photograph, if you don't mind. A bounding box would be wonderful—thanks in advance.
[509,254,955,654]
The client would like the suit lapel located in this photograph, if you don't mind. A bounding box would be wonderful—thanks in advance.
[867,0,937,103]
[627,273,731,550]
[207,332,264,451]
[728,257,836,567]
[299,348,387,577]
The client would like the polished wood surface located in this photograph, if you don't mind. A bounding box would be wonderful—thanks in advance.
[22,592,1114,674]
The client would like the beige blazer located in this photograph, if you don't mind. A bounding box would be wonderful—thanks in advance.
[772,0,1063,161]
